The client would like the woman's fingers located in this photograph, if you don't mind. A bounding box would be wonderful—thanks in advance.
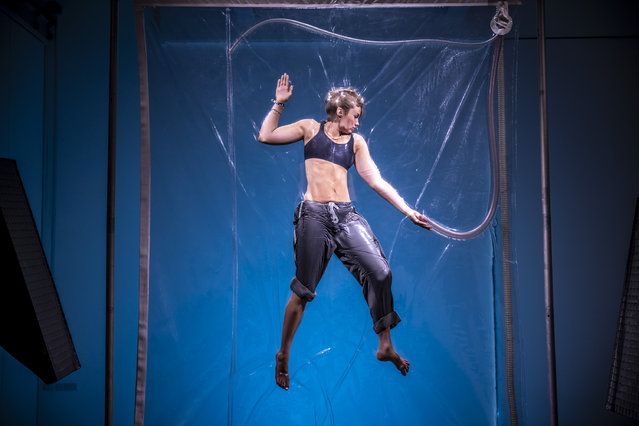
[275,74,293,102]
[418,213,432,230]
[279,73,289,88]
[410,211,432,230]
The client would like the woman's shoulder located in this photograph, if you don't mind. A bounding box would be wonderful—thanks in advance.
[298,118,319,128]
[296,119,320,141]
[352,133,367,150]
[289,118,318,132]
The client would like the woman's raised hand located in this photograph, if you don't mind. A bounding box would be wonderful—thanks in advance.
[275,73,293,104]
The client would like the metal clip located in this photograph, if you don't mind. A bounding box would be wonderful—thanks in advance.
[491,1,513,36]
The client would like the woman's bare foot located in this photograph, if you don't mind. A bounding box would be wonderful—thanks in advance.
[376,346,410,376]
[275,351,289,390]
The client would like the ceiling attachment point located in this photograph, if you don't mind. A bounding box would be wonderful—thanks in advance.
[490,1,512,36]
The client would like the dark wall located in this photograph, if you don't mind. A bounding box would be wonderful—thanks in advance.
[0,0,638,425]
[511,1,639,425]
[0,1,139,425]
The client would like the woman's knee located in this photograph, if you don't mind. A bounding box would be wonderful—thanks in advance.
[370,265,392,288]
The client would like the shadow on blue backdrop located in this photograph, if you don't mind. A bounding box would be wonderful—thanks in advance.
[138,5,511,425]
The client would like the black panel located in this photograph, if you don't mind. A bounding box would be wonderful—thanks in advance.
[0,158,80,384]
[608,198,639,420]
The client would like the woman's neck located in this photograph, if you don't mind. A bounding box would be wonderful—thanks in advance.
[325,120,345,138]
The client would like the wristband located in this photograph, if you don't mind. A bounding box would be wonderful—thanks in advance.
[271,99,285,107]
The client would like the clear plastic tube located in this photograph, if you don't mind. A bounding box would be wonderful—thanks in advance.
[428,35,502,239]
[230,19,502,240]
[230,18,497,54]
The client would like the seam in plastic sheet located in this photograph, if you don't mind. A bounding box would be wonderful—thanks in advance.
[226,9,240,426]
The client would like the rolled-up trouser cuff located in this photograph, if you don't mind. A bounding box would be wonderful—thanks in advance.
[290,277,316,302]
[373,311,401,334]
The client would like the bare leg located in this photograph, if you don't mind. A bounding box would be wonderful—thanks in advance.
[275,292,307,390]
[376,327,410,376]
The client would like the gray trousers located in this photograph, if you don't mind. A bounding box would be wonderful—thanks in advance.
[290,200,401,334]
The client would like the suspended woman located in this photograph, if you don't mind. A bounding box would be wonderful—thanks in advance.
[258,73,431,390]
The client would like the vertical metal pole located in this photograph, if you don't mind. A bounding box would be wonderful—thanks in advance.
[106,0,118,425]
[537,0,558,425]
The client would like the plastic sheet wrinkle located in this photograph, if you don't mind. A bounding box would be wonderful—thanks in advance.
[361,46,421,105]
[210,114,278,227]
[366,64,435,143]
[308,359,336,426]
[415,47,489,209]
[317,53,331,86]
[387,216,410,262]
[329,321,368,398]
[245,347,335,426]
[176,371,230,426]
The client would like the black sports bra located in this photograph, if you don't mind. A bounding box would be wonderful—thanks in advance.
[304,121,355,170]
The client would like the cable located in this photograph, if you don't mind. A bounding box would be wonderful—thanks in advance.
[230,18,501,240]
[427,36,501,239]
[229,18,496,54]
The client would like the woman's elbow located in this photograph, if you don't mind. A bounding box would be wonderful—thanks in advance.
[257,132,269,144]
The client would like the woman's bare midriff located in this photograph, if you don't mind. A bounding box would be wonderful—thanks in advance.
[303,158,350,203]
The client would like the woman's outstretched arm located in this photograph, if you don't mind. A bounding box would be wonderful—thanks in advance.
[354,135,431,230]
[258,73,312,145]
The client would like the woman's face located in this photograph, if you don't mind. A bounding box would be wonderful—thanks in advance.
[337,107,361,134]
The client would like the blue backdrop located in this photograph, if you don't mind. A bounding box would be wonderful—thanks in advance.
[142,6,504,425]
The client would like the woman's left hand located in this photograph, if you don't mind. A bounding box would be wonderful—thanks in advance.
[407,210,432,230]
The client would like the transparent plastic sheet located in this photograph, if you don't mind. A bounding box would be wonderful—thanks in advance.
[141,6,506,425]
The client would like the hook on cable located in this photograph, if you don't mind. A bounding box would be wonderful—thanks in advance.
[491,1,513,36]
